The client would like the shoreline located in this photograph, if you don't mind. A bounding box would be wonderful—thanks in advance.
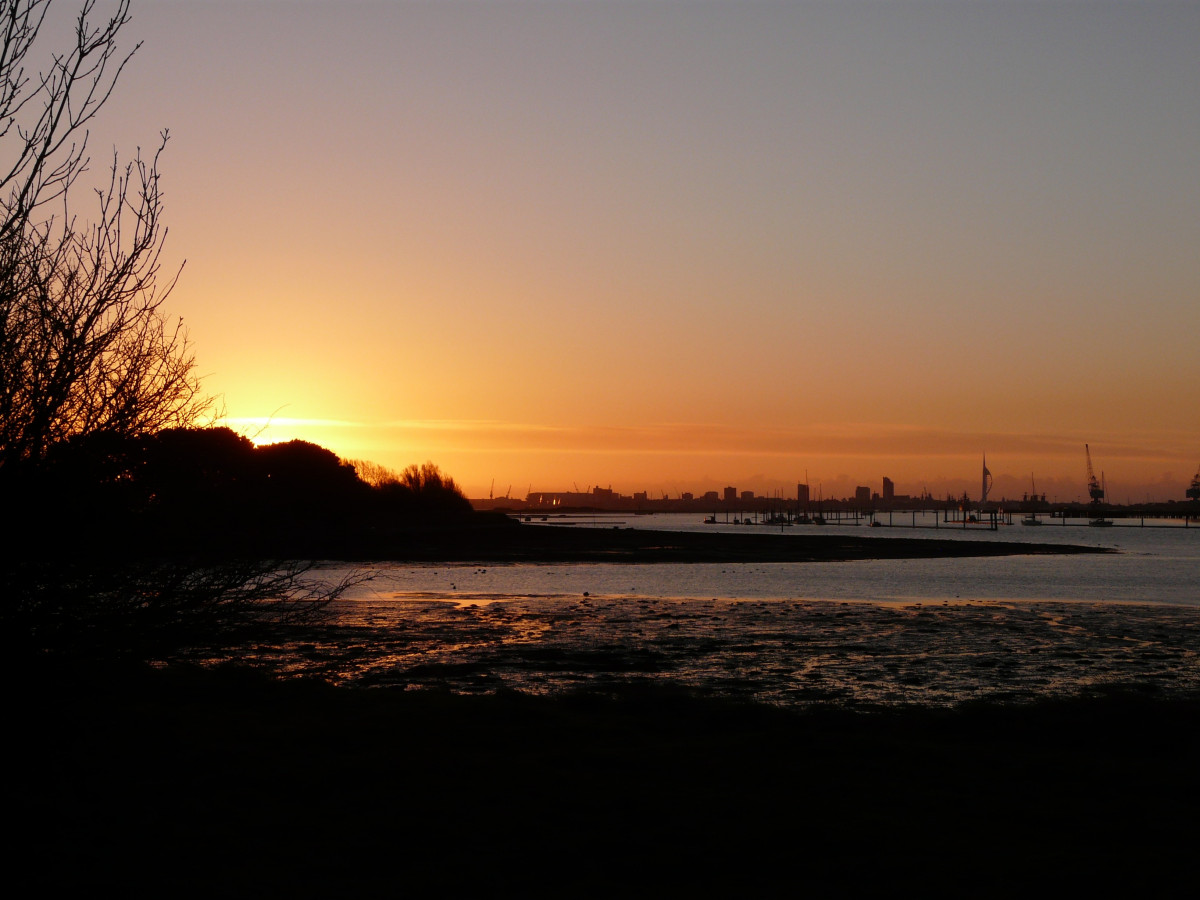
[385,520,1109,563]
[9,512,1112,565]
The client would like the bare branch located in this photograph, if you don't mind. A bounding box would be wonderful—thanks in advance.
[0,3,357,665]
[0,3,210,468]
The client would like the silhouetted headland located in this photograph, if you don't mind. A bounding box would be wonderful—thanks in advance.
[6,426,1105,563]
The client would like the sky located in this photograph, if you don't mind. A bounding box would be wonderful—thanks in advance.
[65,0,1200,502]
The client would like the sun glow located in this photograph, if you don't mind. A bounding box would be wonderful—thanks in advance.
[220,416,363,450]
[111,2,1198,505]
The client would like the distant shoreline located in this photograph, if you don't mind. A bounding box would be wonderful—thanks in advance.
[385,520,1108,563]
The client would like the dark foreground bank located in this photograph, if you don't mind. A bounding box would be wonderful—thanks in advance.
[11,666,1197,895]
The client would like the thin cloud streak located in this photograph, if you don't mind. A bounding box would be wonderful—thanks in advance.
[223,417,366,430]
[222,415,1193,477]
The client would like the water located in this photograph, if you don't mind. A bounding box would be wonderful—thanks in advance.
[237,512,1200,705]
[338,512,1200,607]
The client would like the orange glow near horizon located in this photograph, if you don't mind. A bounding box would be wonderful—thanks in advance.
[217,411,1197,504]
[100,2,1195,505]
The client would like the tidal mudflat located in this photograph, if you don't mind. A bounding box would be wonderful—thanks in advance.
[220,594,1200,708]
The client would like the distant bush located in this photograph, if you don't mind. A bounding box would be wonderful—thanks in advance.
[390,462,472,514]
[350,458,473,516]
[348,458,402,488]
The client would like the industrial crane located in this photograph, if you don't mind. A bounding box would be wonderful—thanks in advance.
[1085,444,1105,503]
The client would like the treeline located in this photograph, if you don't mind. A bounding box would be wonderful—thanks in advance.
[4,427,482,559]
[0,3,495,661]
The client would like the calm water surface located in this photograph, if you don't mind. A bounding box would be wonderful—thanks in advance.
[244,513,1200,705]
[336,512,1200,607]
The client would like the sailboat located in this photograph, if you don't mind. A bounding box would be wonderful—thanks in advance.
[1021,473,1043,525]
[1085,446,1113,526]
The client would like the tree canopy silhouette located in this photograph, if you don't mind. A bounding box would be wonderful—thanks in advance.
[385,462,473,516]
[28,430,473,555]
[348,458,473,517]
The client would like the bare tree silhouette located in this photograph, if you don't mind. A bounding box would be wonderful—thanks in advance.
[0,2,352,663]
[347,457,402,489]
[0,0,208,471]
[349,458,472,515]
[384,461,473,515]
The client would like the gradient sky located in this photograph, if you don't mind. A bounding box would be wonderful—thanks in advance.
[75,0,1199,501]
